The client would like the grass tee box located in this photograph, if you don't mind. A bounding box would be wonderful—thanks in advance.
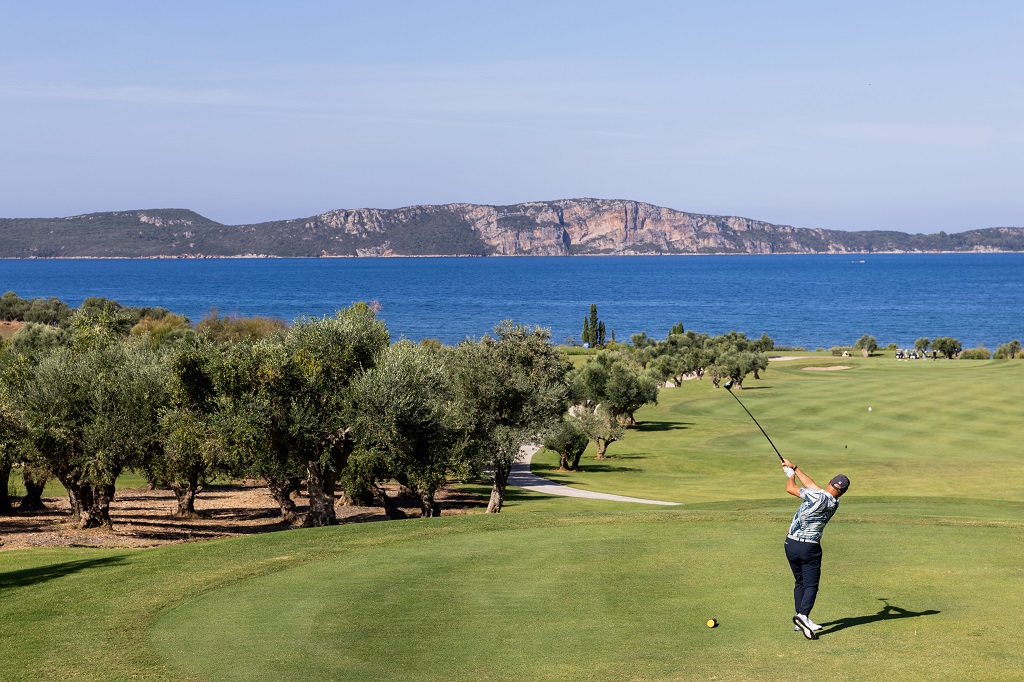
[2,356,1024,681]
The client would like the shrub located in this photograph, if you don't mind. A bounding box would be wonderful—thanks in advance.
[0,291,71,325]
[196,310,287,343]
[131,313,194,347]
[993,340,1021,359]
[960,347,992,360]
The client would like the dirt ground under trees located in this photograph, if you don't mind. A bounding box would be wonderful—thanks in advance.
[0,482,487,551]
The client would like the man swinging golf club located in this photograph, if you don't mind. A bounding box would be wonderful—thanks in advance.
[779,457,850,640]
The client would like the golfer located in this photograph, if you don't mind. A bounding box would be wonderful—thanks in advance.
[779,457,850,640]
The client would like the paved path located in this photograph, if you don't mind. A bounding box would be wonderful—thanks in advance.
[508,446,680,506]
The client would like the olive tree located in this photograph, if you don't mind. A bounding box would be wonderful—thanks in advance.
[150,338,225,517]
[22,335,169,528]
[573,404,625,460]
[708,350,769,389]
[0,343,52,514]
[567,352,655,459]
[0,402,21,515]
[604,360,659,425]
[214,339,304,522]
[0,348,28,515]
[350,340,471,517]
[543,415,590,470]
[854,334,879,354]
[452,322,571,513]
[931,337,962,359]
[215,305,389,526]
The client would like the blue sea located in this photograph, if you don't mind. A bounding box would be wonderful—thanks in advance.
[2,254,1022,349]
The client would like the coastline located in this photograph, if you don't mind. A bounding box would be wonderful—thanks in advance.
[1,248,1019,260]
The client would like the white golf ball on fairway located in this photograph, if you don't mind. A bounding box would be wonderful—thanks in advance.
[868,407,872,411]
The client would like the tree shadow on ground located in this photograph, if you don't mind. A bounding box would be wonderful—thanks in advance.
[0,556,126,591]
[818,599,940,637]
[632,421,691,432]
[577,463,642,474]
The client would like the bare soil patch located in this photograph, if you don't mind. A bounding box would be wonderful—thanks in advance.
[802,365,852,371]
[0,483,486,551]
[0,320,25,340]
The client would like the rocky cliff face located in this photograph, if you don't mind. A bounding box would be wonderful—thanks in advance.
[4,199,1023,258]
[300,198,855,256]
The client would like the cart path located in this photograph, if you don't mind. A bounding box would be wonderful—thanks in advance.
[508,446,681,506]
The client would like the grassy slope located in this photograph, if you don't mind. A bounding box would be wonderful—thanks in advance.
[2,357,1024,681]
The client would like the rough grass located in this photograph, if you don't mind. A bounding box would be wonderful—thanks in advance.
[3,356,1024,681]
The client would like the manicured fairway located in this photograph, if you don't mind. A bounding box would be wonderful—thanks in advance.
[533,356,1024,503]
[2,356,1023,681]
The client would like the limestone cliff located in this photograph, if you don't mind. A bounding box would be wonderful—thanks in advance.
[2,200,1022,257]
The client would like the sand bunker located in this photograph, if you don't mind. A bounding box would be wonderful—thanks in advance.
[802,365,851,371]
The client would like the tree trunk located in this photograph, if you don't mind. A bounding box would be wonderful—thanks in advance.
[594,438,608,459]
[486,461,511,513]
[170,484,198,517]
[0,461,13,514]
[570,448,585,470]
[58,472,86,526]
[72,483,100,528]
[371,484,405,519]
[558,452,570,471]
[170,468,203,518]
[81,483,115,529]
[19,464,49,512]
[302,459,337,527]
[418,489,440,518]
[266,475,300,523]
[68,486,82,525]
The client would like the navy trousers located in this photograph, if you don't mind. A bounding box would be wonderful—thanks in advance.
[785,537,823,616]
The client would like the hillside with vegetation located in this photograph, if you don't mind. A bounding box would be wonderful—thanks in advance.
[3,199,1024,257]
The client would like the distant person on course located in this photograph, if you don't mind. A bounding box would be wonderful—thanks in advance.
[779,457,850,640]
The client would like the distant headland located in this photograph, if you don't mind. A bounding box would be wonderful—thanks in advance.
[2,198,1023,258]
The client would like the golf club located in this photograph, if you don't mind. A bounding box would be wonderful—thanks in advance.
[723,379,785,463]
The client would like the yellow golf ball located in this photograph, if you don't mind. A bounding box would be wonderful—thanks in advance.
[706,618,718,628]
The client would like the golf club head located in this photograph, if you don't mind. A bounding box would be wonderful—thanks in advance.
[723,379,734,391]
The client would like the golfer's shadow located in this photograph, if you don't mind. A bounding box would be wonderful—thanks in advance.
[818,599,940,636]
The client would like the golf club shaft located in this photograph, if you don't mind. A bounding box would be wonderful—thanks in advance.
[726,390,785,463]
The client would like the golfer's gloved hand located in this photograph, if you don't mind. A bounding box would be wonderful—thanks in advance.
[783,467,795,478]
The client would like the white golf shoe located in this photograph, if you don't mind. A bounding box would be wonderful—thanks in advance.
[793,615,823,631]
[793,614,819,640]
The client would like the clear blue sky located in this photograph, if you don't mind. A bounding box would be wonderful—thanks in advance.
[2,1,1022,232]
